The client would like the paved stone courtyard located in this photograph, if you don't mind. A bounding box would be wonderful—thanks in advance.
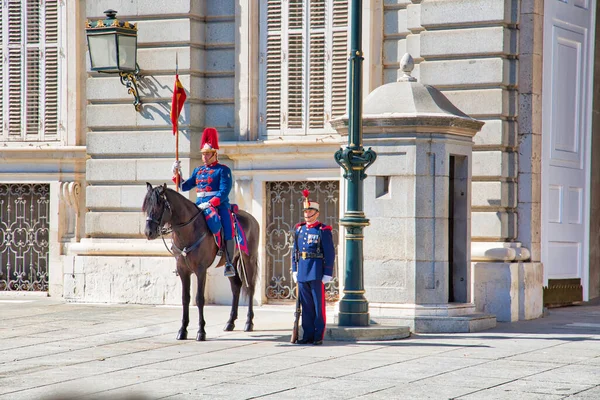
[1,295,600,399]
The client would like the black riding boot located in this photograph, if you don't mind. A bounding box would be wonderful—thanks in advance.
[223,239,236,277]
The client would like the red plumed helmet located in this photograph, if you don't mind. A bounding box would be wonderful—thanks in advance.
[200,127,220,152]
[301,189,319,211]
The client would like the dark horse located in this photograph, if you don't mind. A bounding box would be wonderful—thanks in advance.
[143,183,260,341]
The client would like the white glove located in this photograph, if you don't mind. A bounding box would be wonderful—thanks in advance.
[198,202,210,210]
[171,160,182,175]
[322,275,332,284]
[292,272,298,283]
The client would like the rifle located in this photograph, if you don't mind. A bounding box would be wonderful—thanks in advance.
[291,283,301,343]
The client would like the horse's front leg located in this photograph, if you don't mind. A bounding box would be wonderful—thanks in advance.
[195,270,207,341]
[177,271,191,340]
[224,274,241,331]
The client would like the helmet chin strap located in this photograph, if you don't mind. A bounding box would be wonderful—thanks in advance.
[304,210,319,223]
[203,152,217,165]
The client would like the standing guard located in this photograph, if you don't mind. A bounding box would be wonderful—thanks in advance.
[171,127,236,277]
[292,190,335,345]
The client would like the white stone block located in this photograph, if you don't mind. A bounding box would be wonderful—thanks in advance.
[364,217,411,259]
[414,261,449,304]
[206,49,235,72]
[441,89,508,117]
[87,159,136,183]
[472,262,543,321]
[421,58,511,87]
[421,0,514,28]
[367,147,413,176]
[413,217,449,262]
[421,27,509,57]
[87,103,204,130]
[207,1,235,16]
[364,259,415,303]
[87,75,200,101]
[136,19,198,44]
[87,104,137,129]
[383,0,411,6]
[383,39,407,66]
[472,211,512,239]
[473,119,506,147]
[205,104,235,128]
[472,181,508,208]
[365,175,415,218]
[87,132,192,157]
[406,4,422,33]
[472,150,503,177]
[406,34,421,59]
[207,21,235,45]
[384,8,409,37]
[204,76,234,100]
[86,212,144,236]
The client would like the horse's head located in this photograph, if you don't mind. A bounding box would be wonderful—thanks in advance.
[142,182,172,240]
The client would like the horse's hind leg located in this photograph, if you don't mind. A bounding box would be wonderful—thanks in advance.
[244,284,255,332]
[177,272,191,340]
[195,271,207,341]
[244,256,256,332]
[224,274,242,331]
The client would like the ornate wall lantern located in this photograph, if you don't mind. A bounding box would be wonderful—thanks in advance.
[86,9,142,111]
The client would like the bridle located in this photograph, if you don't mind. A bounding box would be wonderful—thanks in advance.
[145,189,207,264]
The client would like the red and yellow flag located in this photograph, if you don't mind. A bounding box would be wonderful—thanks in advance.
[170,74,187,135]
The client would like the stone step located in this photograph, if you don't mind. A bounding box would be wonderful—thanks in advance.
[371,313,497,333]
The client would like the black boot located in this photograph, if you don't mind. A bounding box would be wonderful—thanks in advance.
[223,239,236,277]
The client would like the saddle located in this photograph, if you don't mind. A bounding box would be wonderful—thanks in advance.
[202,204,249,256]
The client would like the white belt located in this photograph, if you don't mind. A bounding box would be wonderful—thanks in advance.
[198,191,218,197]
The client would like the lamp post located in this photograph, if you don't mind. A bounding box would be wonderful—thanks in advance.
[86,9,142,111]
[334,0,377,326]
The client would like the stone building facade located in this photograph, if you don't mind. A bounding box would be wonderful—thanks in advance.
[2,0,599,322]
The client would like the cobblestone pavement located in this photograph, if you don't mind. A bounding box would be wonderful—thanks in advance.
[1,295,599,400]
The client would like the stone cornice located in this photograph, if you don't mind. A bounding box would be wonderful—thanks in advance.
[332,115,484,138]
[219,138,345,161]
[1,146,88,161]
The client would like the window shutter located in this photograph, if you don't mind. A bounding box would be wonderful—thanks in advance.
[330,0,348,120]
[26,0,41,139]
[1,0,60,142]
[308,0,325,129]
[8,0,22,137]
[44,0,59,138]
[286,0,304,130]
[261,0,348,136]
[265,0,282,131]
[0,4,3,134]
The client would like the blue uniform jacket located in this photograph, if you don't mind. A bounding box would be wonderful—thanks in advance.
[292,221,335,282]
[179,162,232,208]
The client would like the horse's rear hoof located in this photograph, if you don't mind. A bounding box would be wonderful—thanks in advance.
[224,322,235,331]
[176,329,188,340]
[196,332,206,341]
[244,322,254,332]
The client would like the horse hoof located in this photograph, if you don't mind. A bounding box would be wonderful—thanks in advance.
[196,332,206,341]
[176,329,188,340]
[244,323,254,332]
[224,322,235,331]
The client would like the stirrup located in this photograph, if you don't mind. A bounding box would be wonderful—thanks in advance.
[224,263,236,277]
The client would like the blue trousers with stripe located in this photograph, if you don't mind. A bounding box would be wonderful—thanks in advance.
[298,280,326,342]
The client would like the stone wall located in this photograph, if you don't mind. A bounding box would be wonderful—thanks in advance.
[67,0,239,304]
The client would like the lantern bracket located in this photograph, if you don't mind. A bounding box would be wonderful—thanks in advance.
[118,64,142,112]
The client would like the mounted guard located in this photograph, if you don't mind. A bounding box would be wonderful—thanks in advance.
[171,127,237,278]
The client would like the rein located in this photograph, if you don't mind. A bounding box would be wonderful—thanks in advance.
[147,191,207,266]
